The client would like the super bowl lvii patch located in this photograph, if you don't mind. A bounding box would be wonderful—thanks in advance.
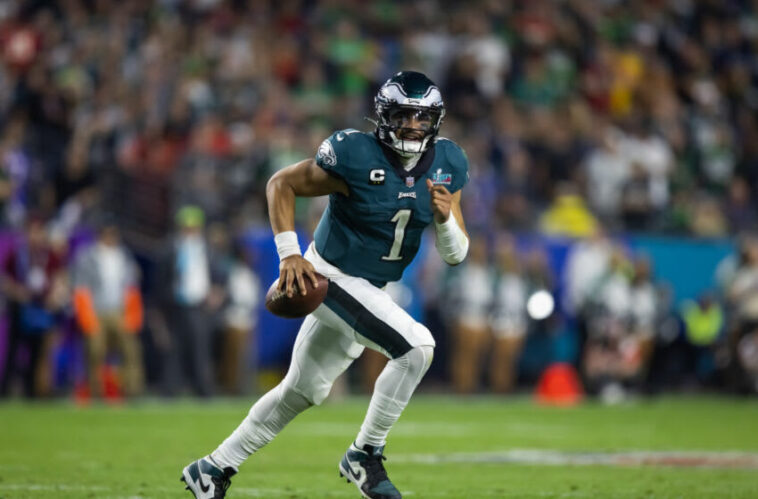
[432,169,452,185]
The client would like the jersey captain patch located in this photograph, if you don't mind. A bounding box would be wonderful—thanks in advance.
[369,169,386,185]
[317,139,337,167]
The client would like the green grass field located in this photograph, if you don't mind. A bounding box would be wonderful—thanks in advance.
[2,395,758,498]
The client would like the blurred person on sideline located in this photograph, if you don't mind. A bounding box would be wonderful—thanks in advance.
[522,245,561,336]
[581,246,647,398]
[628,255,658,379]
[217,238,261,396]
[0,215,67,397]
[72,218,144,398]
[156,205,225,397]
[679,292,725,387]
[489,236,528,393]
[725,237,758,393]
[449,235,493,394]
[563,226,613,353]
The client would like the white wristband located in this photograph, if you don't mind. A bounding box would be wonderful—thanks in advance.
[434,215,469,265]
[274,231,301,262]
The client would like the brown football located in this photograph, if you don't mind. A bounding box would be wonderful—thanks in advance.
[265,272,329,318]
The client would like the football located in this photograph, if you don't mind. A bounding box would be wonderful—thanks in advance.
[265,272,329,318]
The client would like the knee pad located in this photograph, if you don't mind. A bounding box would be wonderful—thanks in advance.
[266,381,313,415]
[392,345,434,379]
[280,368,332,407]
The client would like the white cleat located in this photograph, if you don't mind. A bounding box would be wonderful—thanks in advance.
[339,442,402,499]
[180,456,236,499]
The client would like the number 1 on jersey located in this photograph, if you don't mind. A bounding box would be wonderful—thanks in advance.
[382,209,412,261]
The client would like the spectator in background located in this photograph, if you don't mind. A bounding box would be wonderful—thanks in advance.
[726,237,758,336]
[172,114,232,223]
[216,236,261,396]
[629,256,658,369]
[620,162,656,231]
[583,125,629,228]
[725,237,758,393]
[538,182,599,238]
[680,293,725,387]
[564,227,614,352]
[0,155,10,226]
[0,114,30,228]
[3,0,758,248]
[617,116,674,224]
[725,177,757,233]
[455,10,510,101]
[449,235,493,394]
[582,247,650,398]
[72,219,144,399]
[689,193,729,237]
[489,237,527,393]
[156,206,224,397]
[0,215,67,397]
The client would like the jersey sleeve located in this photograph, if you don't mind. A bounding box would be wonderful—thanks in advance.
[314,130,355,179]
[441,139,470,194]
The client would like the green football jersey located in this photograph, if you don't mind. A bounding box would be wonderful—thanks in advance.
[313,129,469,286]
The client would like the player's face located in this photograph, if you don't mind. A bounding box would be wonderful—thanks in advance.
[389,108,435,141]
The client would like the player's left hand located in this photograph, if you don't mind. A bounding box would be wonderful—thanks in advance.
[427,178,452,223]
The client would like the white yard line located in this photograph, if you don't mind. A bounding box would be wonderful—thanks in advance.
[0,483,111,492]
[0,483,362,498]
[233,487,358,497]
[394,449,758,469]
[288,421,475,437]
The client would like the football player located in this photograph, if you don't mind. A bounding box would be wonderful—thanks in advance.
[182,71,470,499]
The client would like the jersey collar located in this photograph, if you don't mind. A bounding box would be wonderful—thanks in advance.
[375,133,436,182]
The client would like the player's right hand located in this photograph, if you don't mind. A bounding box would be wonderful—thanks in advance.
[278,255,320,298]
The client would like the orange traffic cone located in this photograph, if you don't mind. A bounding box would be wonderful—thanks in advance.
[535,363,583,406]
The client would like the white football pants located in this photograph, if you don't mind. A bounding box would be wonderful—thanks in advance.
[211,244,435,469]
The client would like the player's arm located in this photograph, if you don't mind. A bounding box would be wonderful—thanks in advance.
[426,179,469,266]
[266,158,348,297]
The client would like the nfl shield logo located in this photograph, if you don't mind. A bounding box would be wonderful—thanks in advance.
[405,177,415,188]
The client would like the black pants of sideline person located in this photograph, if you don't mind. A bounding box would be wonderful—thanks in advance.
[160,304,215,397]
[0,303,53,398]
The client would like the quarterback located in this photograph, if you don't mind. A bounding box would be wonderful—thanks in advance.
[181,71,470,499]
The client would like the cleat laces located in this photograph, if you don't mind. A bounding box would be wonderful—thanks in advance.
[212,469,235,497]
[364,454,390,488]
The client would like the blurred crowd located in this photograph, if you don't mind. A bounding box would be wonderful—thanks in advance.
[1,0,758,399]
[1,209,261,399]
[438,230,758,401]
[2,0,758,237]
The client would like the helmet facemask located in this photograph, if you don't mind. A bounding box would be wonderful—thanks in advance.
[377,105,444,158]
